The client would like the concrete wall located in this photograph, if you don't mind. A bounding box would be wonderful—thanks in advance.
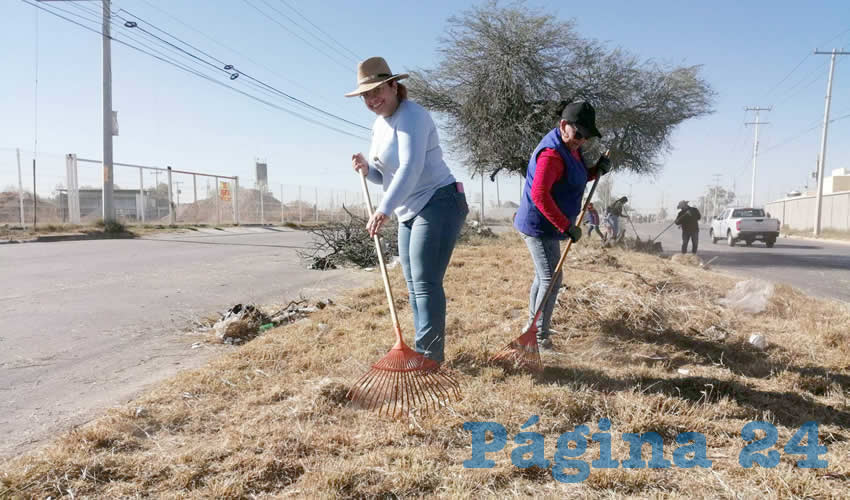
[766,191,850,231]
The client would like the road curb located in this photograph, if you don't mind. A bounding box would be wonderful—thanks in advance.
[1,232,137,244]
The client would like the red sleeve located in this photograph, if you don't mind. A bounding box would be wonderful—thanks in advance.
[530,149,571,233]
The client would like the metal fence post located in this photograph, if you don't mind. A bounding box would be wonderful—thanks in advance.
[167,166,175,226]
[65,153,81,224]
[234,176,240,225]
[139,166,145,223]
[299,185,303,224]
[280,184,284,223]
[315,187,319,223]
[17,148,25,226]
[215,176,221,226]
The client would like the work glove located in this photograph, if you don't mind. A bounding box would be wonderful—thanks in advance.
[566,224,582,243]
[594,155,612,175]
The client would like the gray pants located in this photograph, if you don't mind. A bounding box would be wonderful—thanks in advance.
[521,233,561,341]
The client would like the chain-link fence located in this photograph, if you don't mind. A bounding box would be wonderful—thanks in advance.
[0,147,389,226]
[2,147,523,227]
[1,148,70,226]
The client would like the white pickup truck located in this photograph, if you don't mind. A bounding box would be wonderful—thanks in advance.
[710,208,780,248]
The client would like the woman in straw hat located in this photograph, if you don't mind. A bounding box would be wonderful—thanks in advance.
[513,101,611,350]
[348,57,469,364]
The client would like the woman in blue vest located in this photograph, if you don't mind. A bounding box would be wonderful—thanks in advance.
[513,101,611,349]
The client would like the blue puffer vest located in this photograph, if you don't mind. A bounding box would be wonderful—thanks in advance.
[514,128,588,239]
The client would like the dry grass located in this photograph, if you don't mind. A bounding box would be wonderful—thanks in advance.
[2,232,850,498]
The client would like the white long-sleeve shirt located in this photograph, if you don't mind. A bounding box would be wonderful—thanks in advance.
[366,99,456,222]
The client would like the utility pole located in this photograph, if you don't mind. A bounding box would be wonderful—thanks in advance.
[101,0,115,222]
[712,173,722,217]
[38,1,115,221]
[813,49,849,236]
[745,106,771,208]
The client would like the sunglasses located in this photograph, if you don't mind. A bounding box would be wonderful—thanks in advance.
[564,121,587,140]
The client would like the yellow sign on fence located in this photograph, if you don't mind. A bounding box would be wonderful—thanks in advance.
[219,181,231,201]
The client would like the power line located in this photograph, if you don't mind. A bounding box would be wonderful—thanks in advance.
[19,0,369,141]
[76,4,352,128]
[772,63,827,106]
[762,25,850,98]
[114,9,369,131]
[65,3,300,108]
[115,9,229,67]
[241,0,352,71]
[253,0,359,64]
[59,1,364,133]
[764,53,812,97]
[132,0,326,100]
[759,112,850,155]
[278,0,362,61]
[36,0,368,133]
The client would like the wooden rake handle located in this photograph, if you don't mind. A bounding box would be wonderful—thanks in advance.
[357,171,403,339]
[528,155,606,326]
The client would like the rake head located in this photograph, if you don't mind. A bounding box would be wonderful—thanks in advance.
[489,326,543,372]
[347,342,461,418]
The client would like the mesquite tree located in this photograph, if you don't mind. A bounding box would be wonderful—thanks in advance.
[407,1,715,180]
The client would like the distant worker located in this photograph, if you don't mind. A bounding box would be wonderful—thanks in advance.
[605,196,629,242]
[675,200,701,254]
[585,202,605,240]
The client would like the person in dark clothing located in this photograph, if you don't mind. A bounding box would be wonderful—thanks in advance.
[605,196,629,241]
[675,200,701,254]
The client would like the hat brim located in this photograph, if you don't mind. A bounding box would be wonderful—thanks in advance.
[344,73,409,97]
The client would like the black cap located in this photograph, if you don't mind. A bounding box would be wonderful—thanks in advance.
[560,101,602,138]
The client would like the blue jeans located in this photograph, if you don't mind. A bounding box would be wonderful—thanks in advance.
[521,234,562,341]
[608,215,620,240]
[398,183,468,362]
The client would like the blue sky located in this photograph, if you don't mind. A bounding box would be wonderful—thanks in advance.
[1,0,849,215]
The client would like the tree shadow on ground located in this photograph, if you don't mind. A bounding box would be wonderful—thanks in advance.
[538,364,850,430]
[598,319,850,390]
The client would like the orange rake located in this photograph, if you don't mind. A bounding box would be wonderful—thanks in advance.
[490,165,604,371]
[347,171,461,417]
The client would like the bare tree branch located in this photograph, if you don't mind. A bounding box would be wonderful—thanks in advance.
[407,0,715,181]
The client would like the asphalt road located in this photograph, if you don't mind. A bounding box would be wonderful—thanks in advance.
[0,227,369,457]
[631,222,850,303]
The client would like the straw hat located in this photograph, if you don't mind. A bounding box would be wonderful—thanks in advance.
[344,57,409,97]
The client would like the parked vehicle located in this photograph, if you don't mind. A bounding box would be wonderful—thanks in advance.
[710,208,780,247]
